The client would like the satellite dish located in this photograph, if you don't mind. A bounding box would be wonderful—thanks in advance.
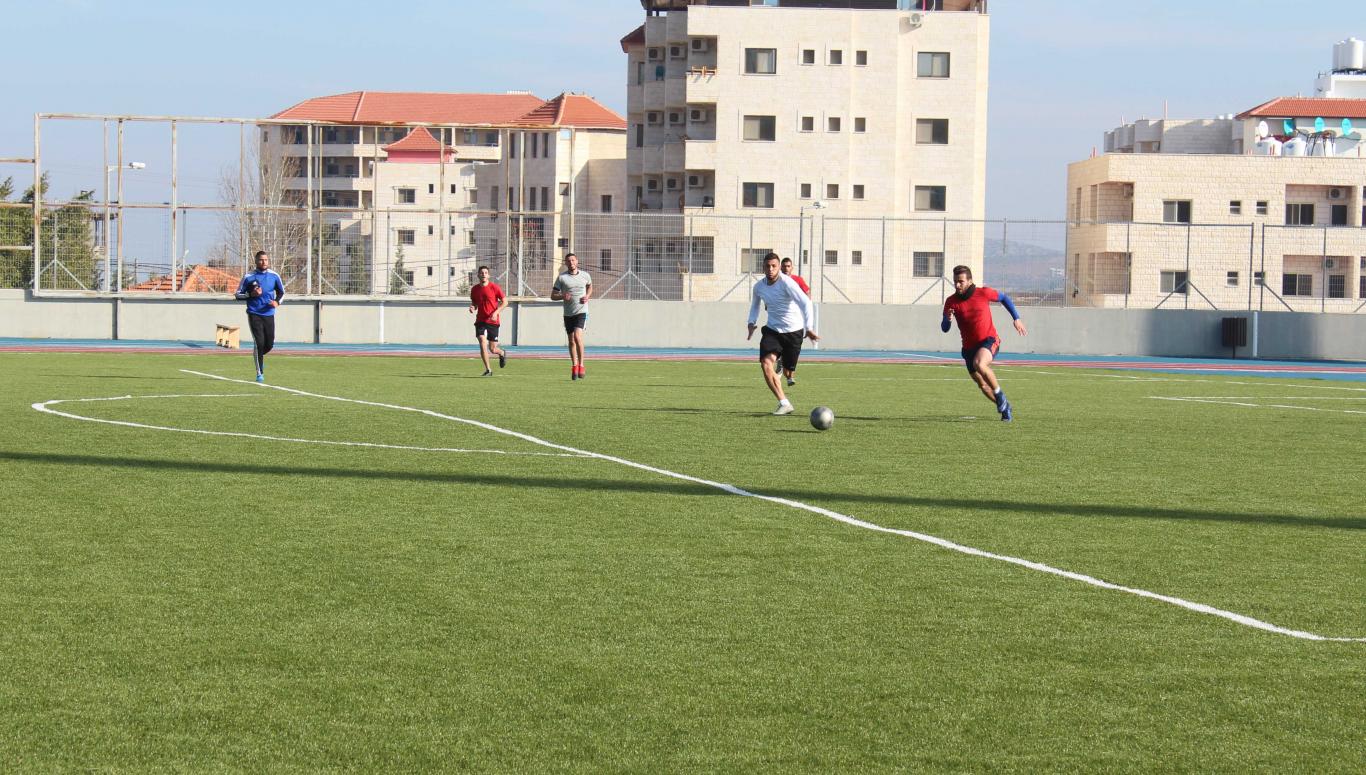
[1342,118,1354,135]
[1255,120,1269,139]
[1282,119,1295,135]
[1313,116,1325,133]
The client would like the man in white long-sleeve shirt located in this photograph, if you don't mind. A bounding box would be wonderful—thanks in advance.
[747,252,820,415]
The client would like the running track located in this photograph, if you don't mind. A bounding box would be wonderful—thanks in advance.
[3,337,1364,382]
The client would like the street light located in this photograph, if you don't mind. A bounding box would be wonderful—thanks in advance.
[103,161,144,291]
[797,200,824,276]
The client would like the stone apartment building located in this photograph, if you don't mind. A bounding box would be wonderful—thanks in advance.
[619,0,990,301]
[1066,40,1366,312]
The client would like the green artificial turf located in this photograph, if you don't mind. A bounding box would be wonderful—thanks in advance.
[0,351,1362,772]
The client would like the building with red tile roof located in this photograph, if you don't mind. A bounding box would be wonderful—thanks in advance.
[127,264,241,294]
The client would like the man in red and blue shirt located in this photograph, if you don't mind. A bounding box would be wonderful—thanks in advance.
[941,264,1027,421]
[468,265,508,376]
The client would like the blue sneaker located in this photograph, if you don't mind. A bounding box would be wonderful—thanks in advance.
[255,373,265,383]
[1000,401,1013,422]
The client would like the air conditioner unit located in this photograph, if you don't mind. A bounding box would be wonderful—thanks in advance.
[647,48,662,61]
[668,112,684,125]
[905,12,924,29]
[666,178,678,190]
[669,46,685,59]
[647,112,662,125]
[1324,258,1336,269]
[687,175,704,188]
[690,38,709,53]
[1327,187,1345,199]
[689,108,709,122]
[702,195,714,207]
[646,179,659,190]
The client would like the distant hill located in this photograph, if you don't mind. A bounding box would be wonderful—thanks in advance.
[982,237,1064,294]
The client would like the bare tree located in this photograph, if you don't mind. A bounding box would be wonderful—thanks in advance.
[216,135,309,290]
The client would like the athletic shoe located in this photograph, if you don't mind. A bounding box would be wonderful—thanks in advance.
[571,368,578,381]
[498,351,506,369]
[482,369,493,377]
[1000,401,1013,422]
[995,391,1008,413]
[578,366,586,380]
[786,377,796,387]
[255,374,264,383]
[773,401,794,416]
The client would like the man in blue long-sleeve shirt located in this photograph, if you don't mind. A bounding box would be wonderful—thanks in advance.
[234,251,285,383]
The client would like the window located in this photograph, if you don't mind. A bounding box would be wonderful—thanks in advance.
[492,186,499,209]
[450,184,458,195]
[542,187,550,209]
[1254,271,1265,286]
[916,118,949,144]
[917,52,950,78]
[827,117,841,132]
[426,266,433,277]
[636,61,645,85]
[600,248,612,271]
[1227,271,1239,287]
[742,182,775,208]
[510,134,517,159]
[428,184,435,195]
[800,116,815,132]
[530,133,539,158]
[397,229,415,246]
[635,124,644,147]
[1160,270,1189,294]
[469,188,478,206]
[852,250,863,266]
[743,115,777,141]
[854,117,866,133]
[1283,273,1312,296]
[397,188,415,204]
[853,184,865,200]
[800,183,812,199]
[1361,274,1366,300]
[1331,204,1348,226]
[825,250,839,265]
[1328,274,1346,298]
[855,50,868,66]
[528,188,537,211]
[913,252,944,277]
[1285,203,1314,226]
[1229,200,1242,215]
[427,225,434,236]
[1162,200,1192,224]
[601,194,613,213]
[826,184,840,199]
[1256,200,1268,216]
[744,48,777,74]
[828,49,843,65]
[467,230,476,246]
[802,49,815,65]
[915,185,946,212]
[743,247,773,272]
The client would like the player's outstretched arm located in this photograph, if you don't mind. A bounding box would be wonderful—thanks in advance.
[998,293,1026,336]
[941,313,952,333]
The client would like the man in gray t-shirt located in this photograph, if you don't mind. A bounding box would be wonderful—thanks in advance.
[551,253,593,380]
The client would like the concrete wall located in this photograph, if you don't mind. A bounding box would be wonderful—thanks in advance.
[2,290,1363,361]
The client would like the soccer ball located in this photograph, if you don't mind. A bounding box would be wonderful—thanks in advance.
[810,406,834,431]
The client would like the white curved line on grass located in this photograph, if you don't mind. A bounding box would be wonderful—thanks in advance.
[31,393,588,459]
[181,369,1366,643]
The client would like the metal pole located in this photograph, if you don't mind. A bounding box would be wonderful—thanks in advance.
[1246,222,1254,311]
[941,217,948,305]
[170,120,179,291]
[686,214,694,301]
[102,119,110,292]
[32,114,42,292]
[238,123,245,273]
[438,126,447,296]
[1183,223,1191,310]
[306,124,314,295]
[819,213,827,303]
[1321,226,1327,313]
[116,118,124,292]
[1259,224,1266,312]
[1124,221,1131,308]
[371,125,380,294]
[517,129,525,294]
[879,217,887,304]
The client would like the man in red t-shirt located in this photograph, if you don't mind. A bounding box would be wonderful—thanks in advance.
[468,265,508,376]
[942,264,1027,421]
[779,257,811,386]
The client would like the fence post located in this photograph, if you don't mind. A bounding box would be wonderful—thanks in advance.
[880,216,887,304]
[1124,221,1132,308]
[1246,222,1254,311]
[306,125,314,296]
[170,120,179,292]
[686,214,694,302]
[1259,223,1266,312]
[1321,225,1327,313]
[1184,222,1191,310]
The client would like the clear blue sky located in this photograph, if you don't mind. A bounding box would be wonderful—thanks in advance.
[0,0,1352,224]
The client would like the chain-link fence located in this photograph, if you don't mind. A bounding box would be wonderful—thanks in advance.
[9,115,1366,312]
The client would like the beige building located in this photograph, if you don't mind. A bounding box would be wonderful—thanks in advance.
[1068,87,1366,310]
[619,0,990,300]
[262,91,625,295]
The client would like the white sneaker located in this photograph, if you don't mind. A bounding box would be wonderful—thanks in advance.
[772,401,794,416]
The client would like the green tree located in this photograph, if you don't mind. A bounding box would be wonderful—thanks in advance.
[389,244,408,295]
[0,174,96,290]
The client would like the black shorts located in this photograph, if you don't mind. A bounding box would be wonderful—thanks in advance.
[474,321,500,341]
[759,326,805,372]
[564,313,587,334]
[962,337,999,374]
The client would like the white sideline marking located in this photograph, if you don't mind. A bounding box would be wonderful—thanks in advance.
[180,369,1364,643]
[1152,396,1366,416]
[31,393,587,458]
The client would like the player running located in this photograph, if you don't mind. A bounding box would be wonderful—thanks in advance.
[551,253,592,381]
[748,253,819,415]
[233,250,285,383]
[778,257,810,387]
[468,265,508,376]
[941,264,1026,421]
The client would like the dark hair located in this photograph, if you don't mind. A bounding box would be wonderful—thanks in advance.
[952,265,973,280]
[764,252,780,263]
[780,257,793,265]
[564,252,577,261]
[254,250,268,261]
[477,265,490,274]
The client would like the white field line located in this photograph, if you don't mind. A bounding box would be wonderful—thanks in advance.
[1007,368,1366,392]
[181,368,1364,643]
[1151,396,1366,416]
[31,394,588,458]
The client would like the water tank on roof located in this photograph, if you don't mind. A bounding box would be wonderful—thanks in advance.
[1333,38,1365,72]
[1282,135,1308,156]
[1253,138,1283,156]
